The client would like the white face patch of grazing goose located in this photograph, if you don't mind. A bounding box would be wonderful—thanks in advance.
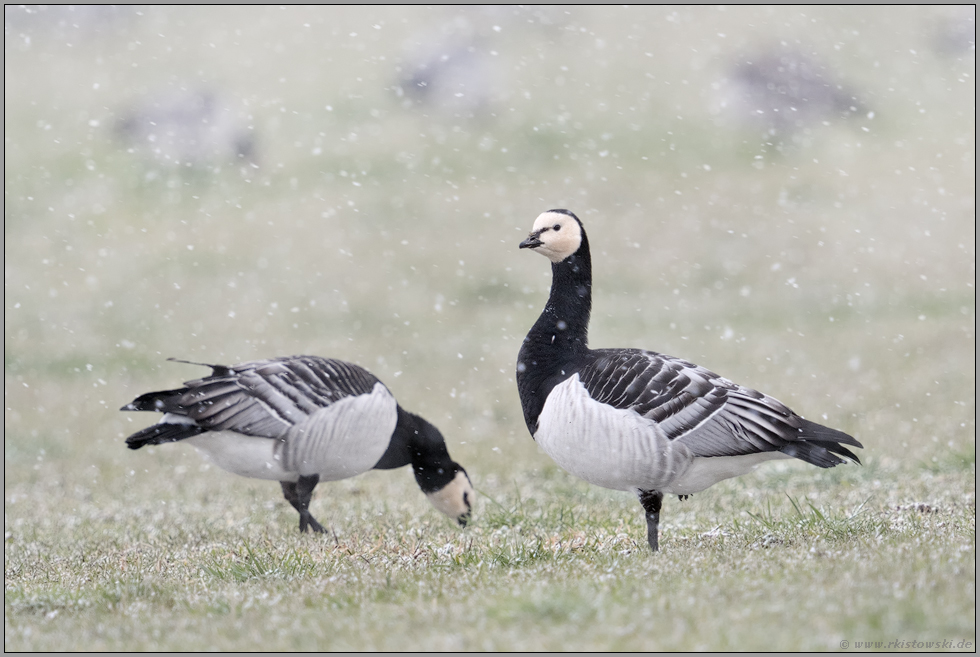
[424,470,475,525]
[523,211,583,263]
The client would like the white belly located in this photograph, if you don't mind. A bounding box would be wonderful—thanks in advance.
[186,382,397,482]
[534,375,692,492]
[187,431,295,481]
[534,375,786,495]
[665,451,789,495]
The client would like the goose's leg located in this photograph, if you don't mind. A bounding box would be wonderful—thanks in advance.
[280,475,326,533]
[637,489,664,552]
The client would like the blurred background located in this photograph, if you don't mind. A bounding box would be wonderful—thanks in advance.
[4,6,975,537]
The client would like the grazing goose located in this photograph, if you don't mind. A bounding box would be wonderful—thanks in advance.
[121,356,473,533]
[516,209,862,552]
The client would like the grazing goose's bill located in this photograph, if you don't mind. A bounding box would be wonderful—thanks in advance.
[517,209,862,553]
[121,356,473,532]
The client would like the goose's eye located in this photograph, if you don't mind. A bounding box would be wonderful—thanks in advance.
[553,224,561,231]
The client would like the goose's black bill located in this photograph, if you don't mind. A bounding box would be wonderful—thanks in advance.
[519,233,544,249]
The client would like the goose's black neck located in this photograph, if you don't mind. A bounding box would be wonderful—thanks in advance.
[374,406,459,492]
[525,233,593,356]
[517,231,593,433]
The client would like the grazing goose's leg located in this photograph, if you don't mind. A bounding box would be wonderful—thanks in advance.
[637,489,665,552]
[280,475,326,533]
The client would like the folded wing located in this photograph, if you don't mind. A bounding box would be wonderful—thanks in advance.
[122,356,385,447]
[578,349,861,465]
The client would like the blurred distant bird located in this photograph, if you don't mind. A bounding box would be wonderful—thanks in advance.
[394,6,568,119]
[114,88,257,168]
[930,7,976,58]
[516,209,862,553]
[121,356,473,533]
[397,43,497,118]
[714,45,867,139]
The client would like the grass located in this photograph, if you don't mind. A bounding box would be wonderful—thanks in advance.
[5,468,975,650]
[5,5,976,652]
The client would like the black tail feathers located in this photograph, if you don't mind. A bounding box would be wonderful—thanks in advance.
[121,384,202,449]
[125,421,205,450]
[780,418,863,468]
[120,388,189,414]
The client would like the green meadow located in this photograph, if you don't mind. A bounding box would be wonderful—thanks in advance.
[5,6,975,651]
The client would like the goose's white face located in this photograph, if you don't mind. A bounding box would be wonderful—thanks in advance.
[425,470,474,527]
[519,211,583,263]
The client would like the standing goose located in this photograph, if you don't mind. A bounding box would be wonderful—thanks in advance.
[121,355,473,532]
[517,209,862,552]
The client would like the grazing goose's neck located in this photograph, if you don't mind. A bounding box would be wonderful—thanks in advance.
[375,407,458,491]
[377,406,472,525]
[527,238,593,358]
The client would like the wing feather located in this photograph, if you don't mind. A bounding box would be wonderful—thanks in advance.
[176,356,384,439]
[578,349,811,458]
